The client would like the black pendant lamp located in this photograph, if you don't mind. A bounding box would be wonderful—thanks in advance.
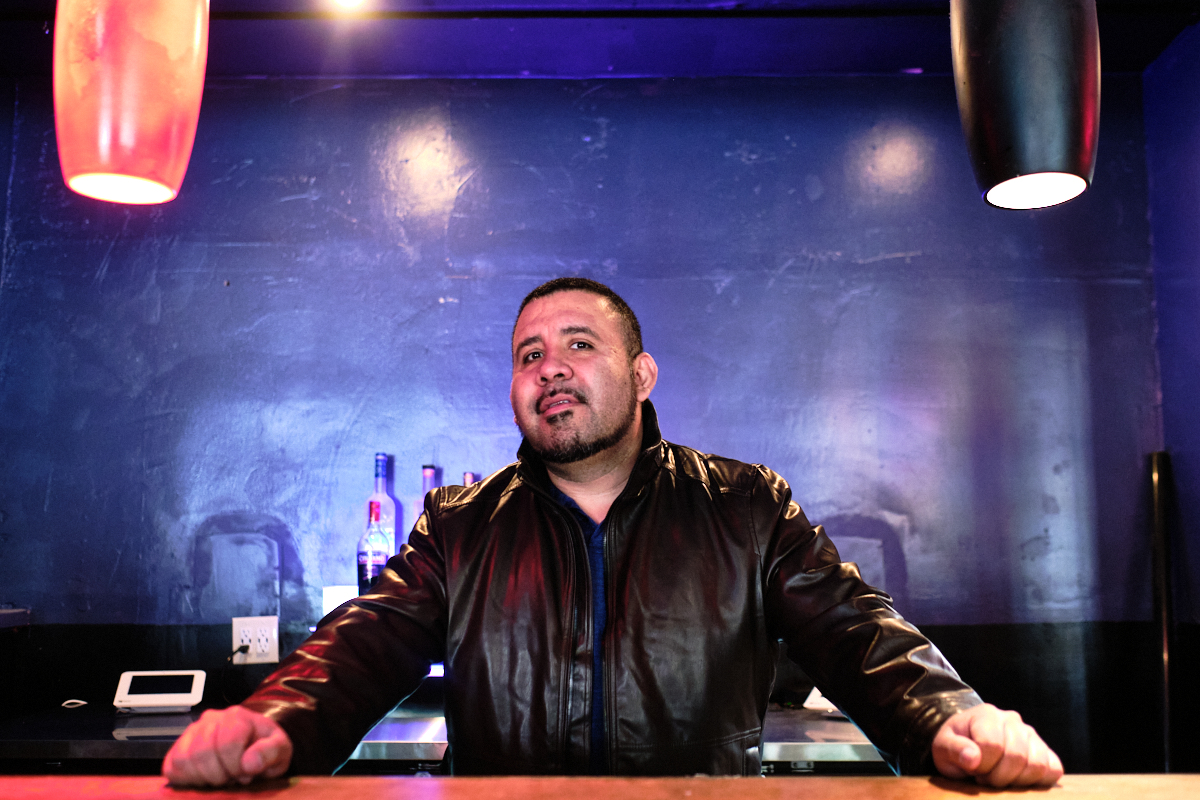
[951,0,1100,209]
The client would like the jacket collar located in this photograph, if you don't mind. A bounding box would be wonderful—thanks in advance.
[516,400,665,497]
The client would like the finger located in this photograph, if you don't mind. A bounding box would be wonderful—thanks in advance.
[1044,746,1065,785]
[162,725,193,784]
[187,714,236,786]
[932,731,979,779]
[164,738,205,787]
[212,710,257,782]
[243,724,293,780]
[1018,734,1051,786]
[1014,732,1064,788]
[162,739,189,785]
[967,708,1017,777]
[240,721,280,774]
[931,706,992,779]
[977,720,1030,788]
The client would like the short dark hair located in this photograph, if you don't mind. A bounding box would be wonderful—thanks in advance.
[514,277,644,359]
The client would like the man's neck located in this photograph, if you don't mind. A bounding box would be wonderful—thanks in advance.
[545,416,643,525]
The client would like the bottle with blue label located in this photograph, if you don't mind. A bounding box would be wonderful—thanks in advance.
[357,500,389,595]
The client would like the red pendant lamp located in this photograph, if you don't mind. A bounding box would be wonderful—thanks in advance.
[53,0,209,205]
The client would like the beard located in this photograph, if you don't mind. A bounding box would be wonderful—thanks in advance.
[521,384,639,465]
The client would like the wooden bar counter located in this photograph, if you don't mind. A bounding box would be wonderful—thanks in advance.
[2,774,1197,800]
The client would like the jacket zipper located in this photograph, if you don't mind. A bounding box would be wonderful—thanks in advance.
[519,450,656,774]
[599,513,613,774]
[533,484,592,772]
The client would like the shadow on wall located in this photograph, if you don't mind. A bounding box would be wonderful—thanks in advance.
[187,513,308,625]
[822,513,909,613]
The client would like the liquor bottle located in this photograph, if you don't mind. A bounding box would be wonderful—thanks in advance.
[357,500,389,595]
[366,453,398,554]
[422,464,440,497]
[463,472,480,486]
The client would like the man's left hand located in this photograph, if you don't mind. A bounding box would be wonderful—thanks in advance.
[932,703,1063,788]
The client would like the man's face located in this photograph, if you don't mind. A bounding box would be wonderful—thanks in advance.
[510,291,640,464]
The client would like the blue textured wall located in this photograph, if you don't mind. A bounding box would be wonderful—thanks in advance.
[1146,25,1200,627]
[0,74,1160,628]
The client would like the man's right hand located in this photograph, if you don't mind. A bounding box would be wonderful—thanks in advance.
[162,705,293,786]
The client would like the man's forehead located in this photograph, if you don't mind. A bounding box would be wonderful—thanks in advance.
[512,291,618,341]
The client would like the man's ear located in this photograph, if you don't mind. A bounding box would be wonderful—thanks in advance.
[633,352,658,401]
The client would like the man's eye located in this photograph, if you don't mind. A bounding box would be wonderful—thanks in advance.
[523,351,542,363]
[570,341,592,350]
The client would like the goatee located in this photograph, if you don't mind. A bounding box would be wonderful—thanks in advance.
[530,413,632,464]
[521,394,638,465]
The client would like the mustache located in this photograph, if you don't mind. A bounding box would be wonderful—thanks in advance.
[537,386,587,414]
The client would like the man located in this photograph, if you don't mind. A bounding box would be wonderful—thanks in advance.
[164,278,1062,787]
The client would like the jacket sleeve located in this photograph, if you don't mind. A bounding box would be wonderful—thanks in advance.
[239,495,449,774]
[755,466,982,775]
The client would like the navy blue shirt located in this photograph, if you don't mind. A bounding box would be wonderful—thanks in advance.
[551,486,607,774]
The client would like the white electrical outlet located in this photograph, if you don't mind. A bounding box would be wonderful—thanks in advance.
[231,615,278,664]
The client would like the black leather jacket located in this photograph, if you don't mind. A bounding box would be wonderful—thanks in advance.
[243,402,981,776]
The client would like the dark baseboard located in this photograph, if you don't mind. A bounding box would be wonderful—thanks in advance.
[920,621,1199,774]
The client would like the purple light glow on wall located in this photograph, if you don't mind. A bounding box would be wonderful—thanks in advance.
[0,75,1161,630]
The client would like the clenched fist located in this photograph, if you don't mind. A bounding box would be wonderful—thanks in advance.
[933,703,1063,788]
[163,705,293,787]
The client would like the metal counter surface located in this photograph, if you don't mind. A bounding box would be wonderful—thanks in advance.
[350,705,884,765]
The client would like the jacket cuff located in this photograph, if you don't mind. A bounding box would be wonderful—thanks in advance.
[897,689,984,775]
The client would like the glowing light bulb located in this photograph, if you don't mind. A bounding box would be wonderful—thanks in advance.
[985,172,1087,210]
[67,174,178,205]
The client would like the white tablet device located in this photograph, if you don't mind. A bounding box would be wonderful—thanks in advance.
[113,670,206,713]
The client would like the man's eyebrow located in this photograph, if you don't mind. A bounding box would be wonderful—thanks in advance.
[513,334,543,356]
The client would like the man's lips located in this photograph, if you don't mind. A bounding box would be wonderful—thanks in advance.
[538,390,584,416]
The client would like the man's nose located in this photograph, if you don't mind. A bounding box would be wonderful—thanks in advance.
[538,351,572,382]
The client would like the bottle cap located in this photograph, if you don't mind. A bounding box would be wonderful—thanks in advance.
[422,465,440,494]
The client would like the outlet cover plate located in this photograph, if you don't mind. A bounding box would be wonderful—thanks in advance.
[232,615,279,664]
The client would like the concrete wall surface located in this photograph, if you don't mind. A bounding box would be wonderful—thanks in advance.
[0,74,1161,629]
[1146,23,1200,627]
